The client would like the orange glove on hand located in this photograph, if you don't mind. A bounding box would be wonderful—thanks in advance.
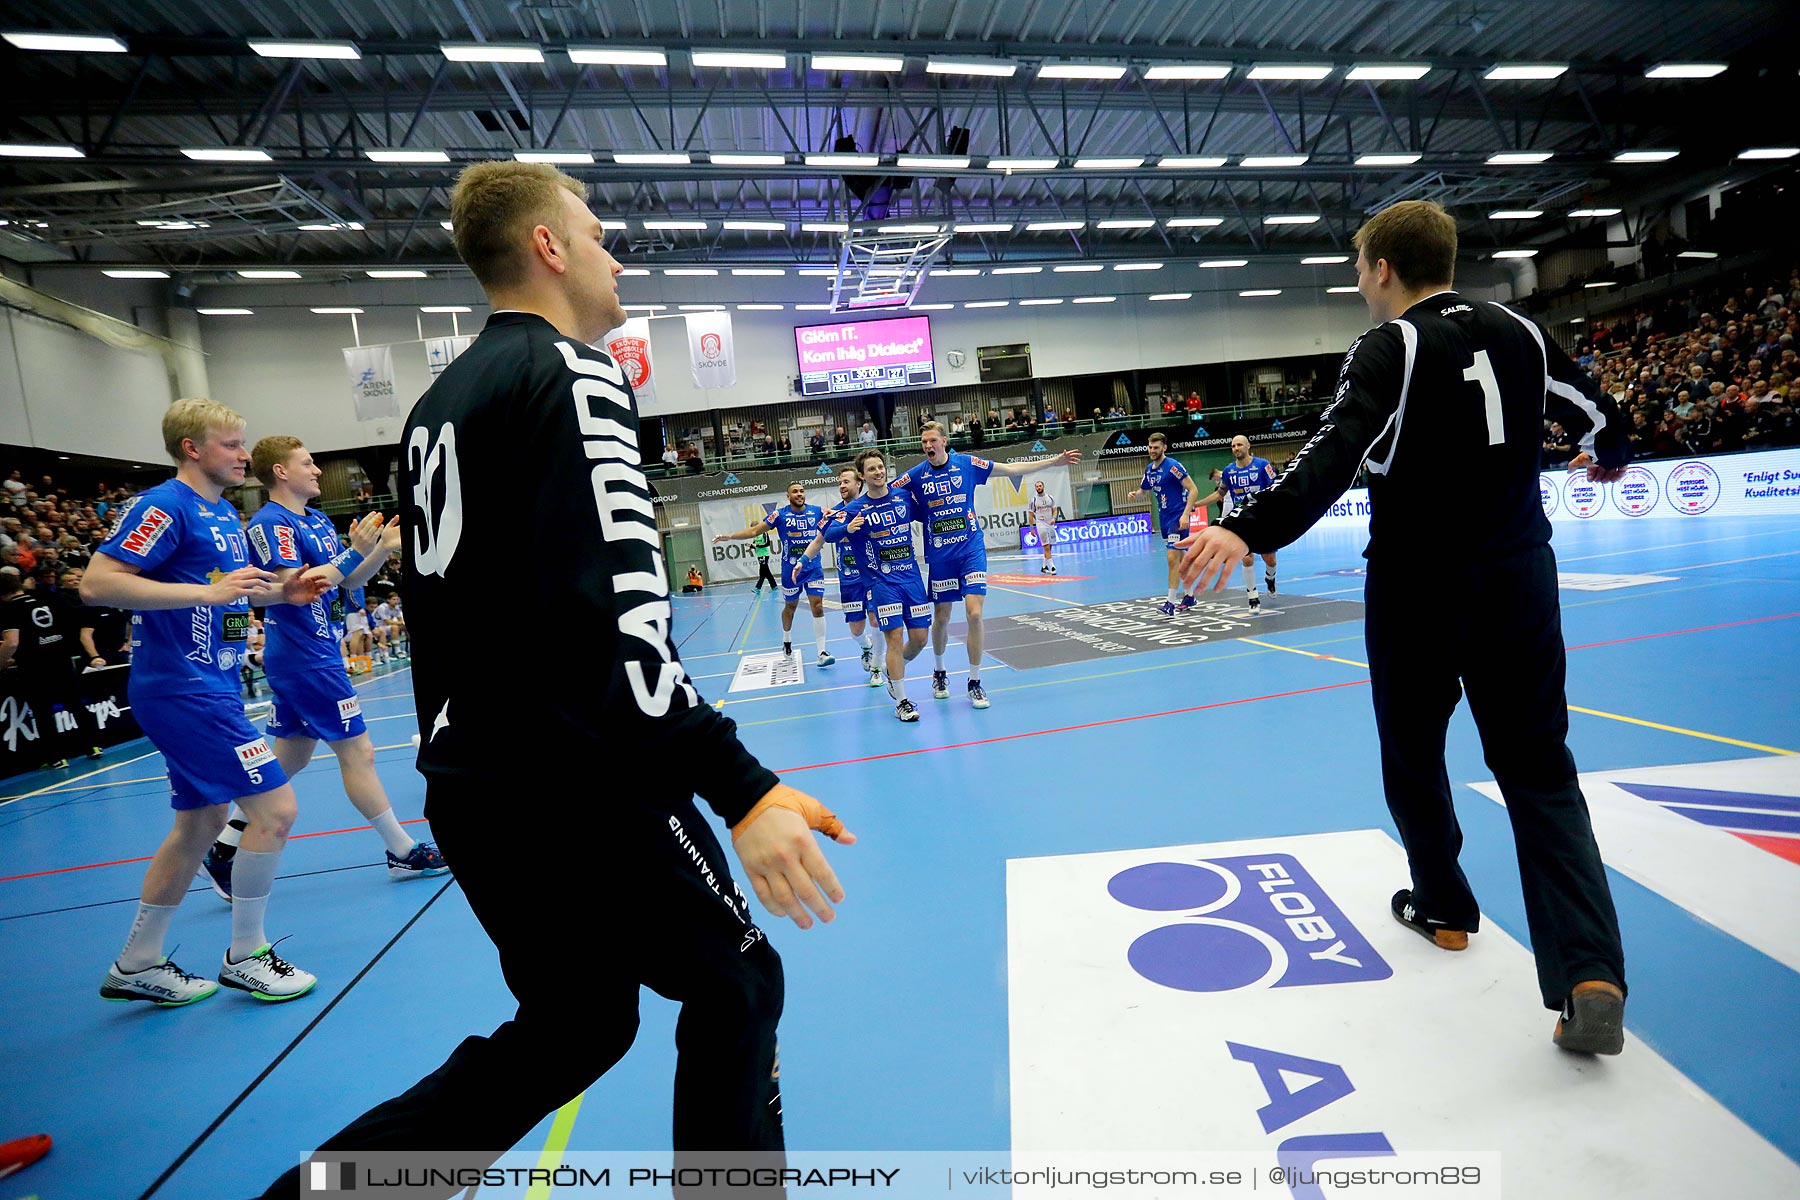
[732,783,848,842]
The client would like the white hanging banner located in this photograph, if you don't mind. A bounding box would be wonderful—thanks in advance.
[684,311,737,390]
[601,318,659,412]
[425,335,474,377]
[344,344,401,420]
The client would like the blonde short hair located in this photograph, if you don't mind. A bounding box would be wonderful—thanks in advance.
[163,398,246,463]
[450,160,590,291]
[251,435,307,487]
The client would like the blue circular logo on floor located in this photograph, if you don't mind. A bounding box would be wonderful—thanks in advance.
[1108,861,1230,911]
[1126,921,1276,992]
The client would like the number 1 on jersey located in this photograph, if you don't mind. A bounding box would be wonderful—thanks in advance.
[1464,350,1504,445]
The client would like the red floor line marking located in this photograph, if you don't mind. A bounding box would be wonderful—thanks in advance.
[11,611,1786,884]
[0,817,430,883]
[777,678,1371,774]
[1565,611,1800,652]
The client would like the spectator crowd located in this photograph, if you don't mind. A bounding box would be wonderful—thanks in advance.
[1546,268,1800,464]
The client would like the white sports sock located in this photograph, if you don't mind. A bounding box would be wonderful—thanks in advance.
[1166,587,1179,602]
[933,650,947,671]
[1241,562,1256,591]
[229,849,280,960]
[368,809,415,858]
[886,674,907,703]
[813,614,828,653]
[856,629,874,650]
[117,901,178,972]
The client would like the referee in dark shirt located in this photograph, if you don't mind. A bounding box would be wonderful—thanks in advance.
[264,162,855,1198]
[1182,200,1629,1056]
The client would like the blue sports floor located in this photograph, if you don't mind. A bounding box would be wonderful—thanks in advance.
[1,514,1797,1199]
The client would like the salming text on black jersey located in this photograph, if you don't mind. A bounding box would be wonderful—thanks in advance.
[1220,291,1627,561]
[401,311,775,823]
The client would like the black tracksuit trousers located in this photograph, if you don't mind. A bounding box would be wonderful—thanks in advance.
[262,779,785,1198]
[1364,543,1626,1009]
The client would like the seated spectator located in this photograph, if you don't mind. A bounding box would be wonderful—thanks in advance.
[1628,411,1652,458]
[759,434,777,457]
[1042,409,1058,432]
[951,415,966,436]
[1186,390,1203,413]
[1161,396,1177,415]
[661,442,680,467]
[858,422,876,446]
[1542,420,1575,466]
[809,429,826,457]
[833,426,850,449]
[369,593,407,659]
[777,434,792,459]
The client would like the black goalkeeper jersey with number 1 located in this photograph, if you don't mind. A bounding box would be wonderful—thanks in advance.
[401,311,776,825]
[1219,291,1629,562]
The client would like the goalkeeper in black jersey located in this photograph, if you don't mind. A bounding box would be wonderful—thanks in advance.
[1183,199,1630,1057]
[264,162,855,1197]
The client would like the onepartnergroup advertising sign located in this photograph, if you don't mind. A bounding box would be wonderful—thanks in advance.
[1310,447,1800,532]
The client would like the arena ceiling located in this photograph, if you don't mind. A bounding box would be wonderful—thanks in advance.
[0,0,1795,282]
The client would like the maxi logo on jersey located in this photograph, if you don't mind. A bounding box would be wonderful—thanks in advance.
[1107,854,1390,992]
[120,506,173,557]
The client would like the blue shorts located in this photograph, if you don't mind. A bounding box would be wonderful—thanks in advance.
[780,555,826,601]
[133,689,290,809]
[838,578,870,624]
[266,666,367,743]
[1156,511,1187,546]
[924,540,989,603]
[869,574,933,632]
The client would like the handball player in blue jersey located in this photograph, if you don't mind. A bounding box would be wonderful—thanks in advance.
[800,465,883,687]
[199,435,448,902]
[1126,431,1201,615]
[1215,434,1281,610]
[715,481,836,667]
[891,421,1080,708]
[823,448,933,722]
[83,399,333,1007]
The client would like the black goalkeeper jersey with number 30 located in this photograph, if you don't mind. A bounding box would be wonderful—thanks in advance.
[1219,291,1629,562]
[401,311,776,824]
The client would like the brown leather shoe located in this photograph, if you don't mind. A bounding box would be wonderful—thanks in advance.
[1554,980,1625,1055]
[1391,889,1469,951]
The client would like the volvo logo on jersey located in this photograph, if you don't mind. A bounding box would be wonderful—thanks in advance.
[1106,855,1391,992]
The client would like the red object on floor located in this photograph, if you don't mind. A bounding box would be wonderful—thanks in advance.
[0,1133,51,1178]
[1734,832,1800,866]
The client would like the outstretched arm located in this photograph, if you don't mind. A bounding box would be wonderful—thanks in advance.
[988,448,1084,478]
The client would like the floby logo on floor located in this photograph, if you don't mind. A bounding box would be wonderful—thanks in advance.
[1107,854,1391,992]
[1538,476,1558,516]
[1668,460,1721,514]
[1610,465,1660,516]
[1563,473,1603,517]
